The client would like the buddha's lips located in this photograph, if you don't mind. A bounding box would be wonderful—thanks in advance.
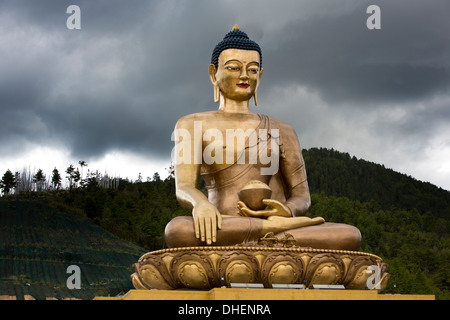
[237,83,250,88]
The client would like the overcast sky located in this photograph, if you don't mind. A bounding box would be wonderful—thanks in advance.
[1,0,449,191]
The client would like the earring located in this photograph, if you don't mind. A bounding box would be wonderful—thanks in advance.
[214,85,220,103]
[253,90,258,106]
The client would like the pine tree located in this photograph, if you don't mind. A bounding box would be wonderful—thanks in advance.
[152,172,161,182]
[0,169,16,195]
[33,169,46,192]
[51,168,62,190]
[66,165,81,190]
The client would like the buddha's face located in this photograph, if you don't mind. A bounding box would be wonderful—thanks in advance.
[210,48,262,102]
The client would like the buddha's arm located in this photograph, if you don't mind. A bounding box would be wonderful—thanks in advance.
[174,117,222,244]
[279,122,311,217]
[175,163,205,209]
[173,116,204,208]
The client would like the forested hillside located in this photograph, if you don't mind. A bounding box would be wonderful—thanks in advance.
[304,148,449,299]
[0,148,448,299]
[303,148,450,219]
[49,175,188,251]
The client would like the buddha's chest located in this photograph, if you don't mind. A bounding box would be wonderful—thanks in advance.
[200,119,264,164]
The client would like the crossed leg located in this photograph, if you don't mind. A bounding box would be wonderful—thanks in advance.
[165,215,361,251]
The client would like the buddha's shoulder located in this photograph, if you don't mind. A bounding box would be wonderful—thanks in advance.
[262,114,297,133]
[175,111,218,126]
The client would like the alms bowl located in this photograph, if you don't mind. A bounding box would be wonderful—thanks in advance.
[238,180,272,210]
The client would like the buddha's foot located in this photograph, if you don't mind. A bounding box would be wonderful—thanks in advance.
[262,216,325,235]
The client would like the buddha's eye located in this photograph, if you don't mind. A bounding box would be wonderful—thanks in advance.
[248,67,259,74]
[225,66,240,71]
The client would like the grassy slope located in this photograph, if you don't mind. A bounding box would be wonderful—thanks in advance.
[0,196,146,300]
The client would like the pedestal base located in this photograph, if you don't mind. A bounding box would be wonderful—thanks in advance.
[131,246,390,291]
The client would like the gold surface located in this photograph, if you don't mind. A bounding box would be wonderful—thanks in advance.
[157,25,386,294]
[131,246,390,291]
[166,25,362,251]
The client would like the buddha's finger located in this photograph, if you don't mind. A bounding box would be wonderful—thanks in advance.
[262,199,285,210]
[217,211,223,230]
[237,202,249,216]
[205,217,212,245]
[194,217,200,239]
[239,207,255,217]
[210,215,216,243]
[199,216,206,242]
[237,208,246,216]
[262,199,290,216]
[262,199,278,206]
[237,201,247,212]
[237,207,248,216]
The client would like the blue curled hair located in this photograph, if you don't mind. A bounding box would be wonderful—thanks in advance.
[211,26,262,68]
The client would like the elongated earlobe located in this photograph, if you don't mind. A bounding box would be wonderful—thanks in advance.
[214,85,220,103]
[209,64,220,103]
[254,68,262,107]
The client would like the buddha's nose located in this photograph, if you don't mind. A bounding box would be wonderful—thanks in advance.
[239,69,249,80]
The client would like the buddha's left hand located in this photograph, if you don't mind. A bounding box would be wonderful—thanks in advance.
[237,199,292,218]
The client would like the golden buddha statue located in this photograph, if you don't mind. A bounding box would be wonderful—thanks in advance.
[164,25,361,251]
[131,26,390,292]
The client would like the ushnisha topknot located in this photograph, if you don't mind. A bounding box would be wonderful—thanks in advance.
[211,24,262,68]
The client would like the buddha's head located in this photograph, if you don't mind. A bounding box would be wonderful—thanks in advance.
[209,25,263,105]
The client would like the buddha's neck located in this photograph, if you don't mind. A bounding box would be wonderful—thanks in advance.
[218,96,251,114]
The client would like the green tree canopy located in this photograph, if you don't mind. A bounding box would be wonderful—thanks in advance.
[51,168,62,190]
[0,169,16,195]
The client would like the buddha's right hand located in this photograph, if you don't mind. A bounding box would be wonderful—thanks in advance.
[192,200,223,245]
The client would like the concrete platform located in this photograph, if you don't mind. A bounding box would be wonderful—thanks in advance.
[94,288,435,300]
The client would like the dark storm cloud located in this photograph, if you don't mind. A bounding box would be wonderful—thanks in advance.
[0,0,221,160]
[259,0,450,105]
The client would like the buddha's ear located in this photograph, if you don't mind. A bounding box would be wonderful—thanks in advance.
[209,64,220,103]
[254,68,263,106]
[257,68,263,88]
[209,64,218,84]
